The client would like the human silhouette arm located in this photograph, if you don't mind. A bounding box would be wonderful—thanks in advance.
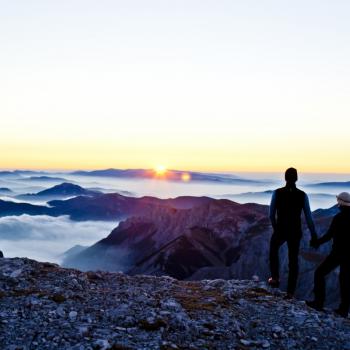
[303,194,317,240]
[315,216,337,247]
[269,191,277,230]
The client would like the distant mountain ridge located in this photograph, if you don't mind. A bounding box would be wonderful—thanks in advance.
[71,168,265,184]
[307,181,350,188]
[0,188,12,194]
[16,182,101,201]
[0,200,50,217]
[0,168,271,185]
[0,170,49,177]
[0,191,214,220]
[24,176,68,182]
[36,183,100,197]
[47,194,213,221]
[223,190,335,208]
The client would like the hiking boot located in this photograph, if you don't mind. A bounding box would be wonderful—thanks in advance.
[306,300,324,312]
[334,308,348,318]
[268,277,280,288]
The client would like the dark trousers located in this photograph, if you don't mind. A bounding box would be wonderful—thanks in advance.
[314,252,350,313]
[269,232,301,294]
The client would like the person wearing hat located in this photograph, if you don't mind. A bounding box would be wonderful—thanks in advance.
[268,167,318,298]
[307,192,350,318]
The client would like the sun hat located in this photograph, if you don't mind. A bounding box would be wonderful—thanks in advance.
[336,192,350,207]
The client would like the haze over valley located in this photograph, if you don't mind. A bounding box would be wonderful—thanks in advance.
[0,168,349,269]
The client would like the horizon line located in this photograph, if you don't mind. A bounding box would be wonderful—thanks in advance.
[1,166,350,176]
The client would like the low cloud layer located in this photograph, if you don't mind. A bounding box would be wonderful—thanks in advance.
[0,215,117,264]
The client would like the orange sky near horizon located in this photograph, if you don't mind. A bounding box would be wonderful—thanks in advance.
[1,1,350,174]
[1,133,349,174]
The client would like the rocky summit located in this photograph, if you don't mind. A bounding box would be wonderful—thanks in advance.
[1,258,350,350]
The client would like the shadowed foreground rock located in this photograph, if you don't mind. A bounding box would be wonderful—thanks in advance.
[0,258,349,350]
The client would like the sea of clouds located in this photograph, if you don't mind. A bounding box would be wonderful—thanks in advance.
[0,215,117,263]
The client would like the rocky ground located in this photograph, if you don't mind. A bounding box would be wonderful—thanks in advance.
[0,258,349,350]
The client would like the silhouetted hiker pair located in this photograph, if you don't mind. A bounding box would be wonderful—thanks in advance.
[268,168,350,318]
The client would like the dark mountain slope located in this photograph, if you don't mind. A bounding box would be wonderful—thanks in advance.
[63,199,339,305]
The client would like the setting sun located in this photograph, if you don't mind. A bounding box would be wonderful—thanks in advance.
[154,165,167,176]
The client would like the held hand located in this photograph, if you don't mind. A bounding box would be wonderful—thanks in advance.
[310,238,320,249]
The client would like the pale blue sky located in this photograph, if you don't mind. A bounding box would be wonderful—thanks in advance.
[1,1,350,171]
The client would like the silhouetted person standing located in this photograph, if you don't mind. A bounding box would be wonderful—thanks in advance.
[268,167,317,298]
[307,192,350,318]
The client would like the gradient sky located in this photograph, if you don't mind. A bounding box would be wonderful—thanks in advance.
[1,1,350,172]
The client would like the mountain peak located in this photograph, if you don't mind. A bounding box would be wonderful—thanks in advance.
[34,182,100,197]
[0,187,12,194]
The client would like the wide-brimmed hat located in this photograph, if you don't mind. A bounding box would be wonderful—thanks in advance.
[336,192,350,207]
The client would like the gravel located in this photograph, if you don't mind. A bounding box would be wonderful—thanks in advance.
[0,257,349,349]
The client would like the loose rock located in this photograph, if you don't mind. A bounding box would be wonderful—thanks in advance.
[0,257,349,350]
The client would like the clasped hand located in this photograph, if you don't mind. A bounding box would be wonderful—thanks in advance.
[310,237,320,249]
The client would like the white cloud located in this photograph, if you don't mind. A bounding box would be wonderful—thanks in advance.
[0,215,116,264]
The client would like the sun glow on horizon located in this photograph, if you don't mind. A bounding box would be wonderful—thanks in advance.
[154,165,167,176]
[181,173,191,182]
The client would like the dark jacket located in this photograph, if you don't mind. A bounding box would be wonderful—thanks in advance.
[318,206,350,259]
[269,184,316,238]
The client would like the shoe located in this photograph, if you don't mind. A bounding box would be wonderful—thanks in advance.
[268,277,280,288]
[306,300,324,312]
[334,308,348,318]
[284,293,294,300]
